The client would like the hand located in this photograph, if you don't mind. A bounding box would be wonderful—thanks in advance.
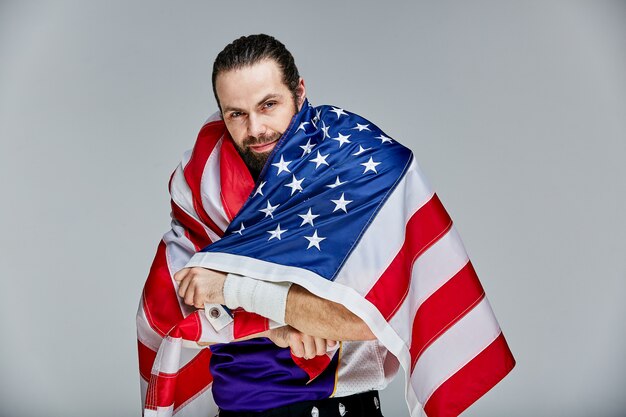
[267,326,337,359]
[173,267,227,308]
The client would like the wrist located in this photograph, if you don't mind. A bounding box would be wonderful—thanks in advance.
[223,273,292,324]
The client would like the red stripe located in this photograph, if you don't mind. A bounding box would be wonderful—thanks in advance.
[142,240,184,336]
[174,348,213,410]
[233,311,269,339]
[171,200,213,249]
[219,133,255,221]
[184,121,227,238]
[138,340,156,381]
[168,312,202,341]
[366,194,452,320]
[149,349,214,409]
[410,261,485,370]
[423,333,515,417]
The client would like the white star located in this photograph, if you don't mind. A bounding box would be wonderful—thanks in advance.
[361,157,381,174]
[320,120,330,139]
[267,223,288,241]
[234,222,245,235]
[284,174,304,195]
[297,121,310,132]
[352,145,372,156]
[331,133,351,147]
[298,208,320,227]
[259,200,279,218]
[311,109,321,128]
[353,123,371,131]
[253,181,266,197]
[330,107,348,118]
[304,229,326,250]
[309,151,330,169]
[325,176,347,189]
[299,138,315,157]
[271,155,292,175]
[331,193,353,213]
[376,134,393,144]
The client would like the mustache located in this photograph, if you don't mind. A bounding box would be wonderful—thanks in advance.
[243,132,282,148]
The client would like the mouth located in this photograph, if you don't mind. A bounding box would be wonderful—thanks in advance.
[248,138,279,153]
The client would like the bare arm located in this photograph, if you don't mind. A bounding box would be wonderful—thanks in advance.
[285,284,375,341]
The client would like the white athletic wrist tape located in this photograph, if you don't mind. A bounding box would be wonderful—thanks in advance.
[223,273,292,325]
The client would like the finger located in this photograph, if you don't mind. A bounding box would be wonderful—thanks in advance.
[288,331,305,358]
[178,275,190,298]
[173,268,187,283]
[193,288,207,309]
[327,340,337,348]
[301,334,317,360]
[314,337,327,356]
[183,280,196,307]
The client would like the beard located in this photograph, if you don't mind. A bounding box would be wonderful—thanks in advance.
[231,95,299,179]
[234,131,283,179]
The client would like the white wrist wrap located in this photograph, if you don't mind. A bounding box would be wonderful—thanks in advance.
[223,273,292,325]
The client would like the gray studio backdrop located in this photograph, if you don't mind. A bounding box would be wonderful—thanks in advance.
[1,1,625,416]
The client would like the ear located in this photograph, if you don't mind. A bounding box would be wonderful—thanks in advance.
[296,78,306,109]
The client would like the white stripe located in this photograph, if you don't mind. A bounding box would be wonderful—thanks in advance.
[334,157,434,294]
[178,345,208,370]
[388,227,470,342]
[164,232,197,318]
[410,297,501,404]
[174,382,218,417]
[163,220,196,272]
[200,137,230,232]
[152,336,182,375]
[170,161,221,243]
[144,405,173,417]
[136,297,163,351]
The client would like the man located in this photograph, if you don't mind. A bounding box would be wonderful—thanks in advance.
[137,34,515,417]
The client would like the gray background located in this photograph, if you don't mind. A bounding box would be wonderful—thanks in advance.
[1,1,625,416]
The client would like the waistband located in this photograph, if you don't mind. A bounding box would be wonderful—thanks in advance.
[218,390,383,417]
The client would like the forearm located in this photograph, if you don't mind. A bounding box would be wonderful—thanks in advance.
[285,284,375,341]
[175,268,376,342]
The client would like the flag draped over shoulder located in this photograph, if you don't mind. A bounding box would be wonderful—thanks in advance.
[137,99,515,417]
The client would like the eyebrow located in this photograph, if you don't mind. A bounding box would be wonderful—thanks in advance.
[222,94,283,114]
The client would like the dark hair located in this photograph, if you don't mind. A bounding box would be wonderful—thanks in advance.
[211,34,301,111]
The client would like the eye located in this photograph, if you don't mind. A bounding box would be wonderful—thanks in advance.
[263,101,276,109]
[230,111,242,119]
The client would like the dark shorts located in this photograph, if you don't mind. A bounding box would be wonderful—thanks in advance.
[218,390,384,417]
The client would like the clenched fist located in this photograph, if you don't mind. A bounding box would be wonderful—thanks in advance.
[173,267,227,308]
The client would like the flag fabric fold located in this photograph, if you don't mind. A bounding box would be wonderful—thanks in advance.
[137,100,515,417]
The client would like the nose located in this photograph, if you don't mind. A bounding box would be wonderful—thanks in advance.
[247,113,267,138]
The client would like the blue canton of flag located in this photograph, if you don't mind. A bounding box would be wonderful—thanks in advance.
[200,100,413,281]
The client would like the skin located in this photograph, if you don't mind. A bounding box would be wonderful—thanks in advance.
[175,59,376,359]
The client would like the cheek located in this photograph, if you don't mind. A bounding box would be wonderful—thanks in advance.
[225,122,247,145]
[274,109,296,132]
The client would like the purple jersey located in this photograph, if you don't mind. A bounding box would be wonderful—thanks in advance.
[209,338,340,412]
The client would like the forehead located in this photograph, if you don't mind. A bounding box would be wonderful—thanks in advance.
[215,59,289,110]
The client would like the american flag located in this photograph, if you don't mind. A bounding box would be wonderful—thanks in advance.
[137,100,515,417]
